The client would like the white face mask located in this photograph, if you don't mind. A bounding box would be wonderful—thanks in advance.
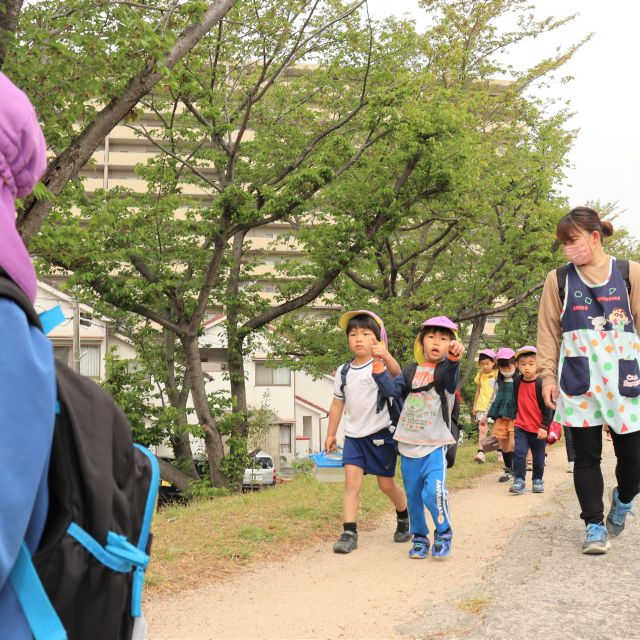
[562,238,593,266]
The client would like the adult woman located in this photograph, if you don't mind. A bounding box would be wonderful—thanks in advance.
[537,206,640,554]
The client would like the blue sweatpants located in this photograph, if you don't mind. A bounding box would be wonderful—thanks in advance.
[400,447,451,537]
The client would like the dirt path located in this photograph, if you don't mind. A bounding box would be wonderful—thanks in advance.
[147,446,577,640]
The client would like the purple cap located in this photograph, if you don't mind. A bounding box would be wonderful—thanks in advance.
[0,72,46,302]
[478,348,496,360]
[414,316,459,364]
[338,310,388,347]
[421,316,459,336]
[495,347,516,361]
[515,345,537,359]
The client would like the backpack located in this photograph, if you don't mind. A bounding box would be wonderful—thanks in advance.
[0,274,160,640]
[556,259,631,304]
[339,360,402,426]
[401,361,461,468]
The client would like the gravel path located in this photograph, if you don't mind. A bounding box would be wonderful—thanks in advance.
[146,443,637,640]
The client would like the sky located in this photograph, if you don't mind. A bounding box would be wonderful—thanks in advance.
[366,0,640,240]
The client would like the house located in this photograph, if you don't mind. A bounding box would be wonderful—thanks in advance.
[198,314,345,468]
[35,281,136,378]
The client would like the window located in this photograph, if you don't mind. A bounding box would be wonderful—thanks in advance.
[279,425,292,454]
[53,344,101,379]
[487,316,502,324]
[303,416,312,438]
[255,363,290,386]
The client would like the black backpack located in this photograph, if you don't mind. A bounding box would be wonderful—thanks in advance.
[401,361,461,468]
[0,275,160,640]
[556,259,631,304]
[339,360,402,426]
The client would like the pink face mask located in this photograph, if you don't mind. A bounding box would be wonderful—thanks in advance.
[562,239,593,265]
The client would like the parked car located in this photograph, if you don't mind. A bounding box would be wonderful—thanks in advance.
[242,451,276,490]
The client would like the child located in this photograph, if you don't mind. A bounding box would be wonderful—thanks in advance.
[487,347,518,482]
[373,316,464,559]
[509,346,554,494]
[325,310,410,554]
[0,72,58,637]
[472,349,497,463]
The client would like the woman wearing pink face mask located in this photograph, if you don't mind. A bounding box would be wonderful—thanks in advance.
[537,206,640,555]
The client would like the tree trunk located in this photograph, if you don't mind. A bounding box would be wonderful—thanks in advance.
[157,457,193,493]
[169,430,199,480]
[0,0,22,68]
[459,315,487,404]
[181,333,227,487]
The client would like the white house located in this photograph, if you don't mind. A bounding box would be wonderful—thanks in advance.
[35,281,136,378]
[198,314,345,468]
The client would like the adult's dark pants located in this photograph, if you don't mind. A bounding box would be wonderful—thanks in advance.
[570,426,640,525]
[563,425,576,463]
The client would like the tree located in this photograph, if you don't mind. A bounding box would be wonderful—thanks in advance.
[1,0,238,243]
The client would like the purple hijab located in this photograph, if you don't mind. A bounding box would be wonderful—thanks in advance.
[0,72,47,302]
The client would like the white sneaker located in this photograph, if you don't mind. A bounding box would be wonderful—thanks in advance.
[567,461,574,473]
[474,450,486,463]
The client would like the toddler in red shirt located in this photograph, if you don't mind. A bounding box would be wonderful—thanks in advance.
[509,346,555,495]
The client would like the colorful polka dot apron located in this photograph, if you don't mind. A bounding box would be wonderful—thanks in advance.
[555,258,640,434]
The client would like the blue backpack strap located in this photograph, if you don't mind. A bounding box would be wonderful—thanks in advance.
[131,444,160,618]
[9,544,67,640]
[38,305,65,335]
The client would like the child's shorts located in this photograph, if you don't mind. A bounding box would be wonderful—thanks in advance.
[493,418,515,439]
[343,427,397,477]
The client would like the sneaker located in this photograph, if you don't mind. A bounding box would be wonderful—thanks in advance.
[606,487,635,536]
[474,450,486,463]
[582,523,611,554]
[509,478,526,495]
[567,461,575,473]
[394,517,411,543]
[409,535,429,559]
[432,528,453,558]
[333,531,358,554]
[532,479,544,493]
[498,469,513,483]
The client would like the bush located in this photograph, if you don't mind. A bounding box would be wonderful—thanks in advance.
[291,458,315,475]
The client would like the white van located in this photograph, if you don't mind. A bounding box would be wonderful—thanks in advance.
[242,452,276,489]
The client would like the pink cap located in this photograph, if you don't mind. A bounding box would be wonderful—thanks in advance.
[495,347,516,361]
[478,348,496,360]
[515,345,537,359]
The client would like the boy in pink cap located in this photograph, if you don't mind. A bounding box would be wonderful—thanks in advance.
[0,72,57,638]
[372,316,465,559]
[326,311,410,554]
[509,346,554,495]
[472,349,497,463]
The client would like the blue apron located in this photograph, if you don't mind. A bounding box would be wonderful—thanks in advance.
[555,258,640,434]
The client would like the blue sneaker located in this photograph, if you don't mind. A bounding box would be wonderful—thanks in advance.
[582,523,611,555]
[432,528,452,558]
[606,487,635,536]
[509,478,526,495]
[409,535,429,559]
[532,479,544,494]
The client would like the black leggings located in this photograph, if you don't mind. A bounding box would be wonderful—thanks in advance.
[571,426,640,524]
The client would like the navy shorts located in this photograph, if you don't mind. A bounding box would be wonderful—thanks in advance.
[343,427,398,477]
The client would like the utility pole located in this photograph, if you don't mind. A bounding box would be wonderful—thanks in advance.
[72,300,81,374]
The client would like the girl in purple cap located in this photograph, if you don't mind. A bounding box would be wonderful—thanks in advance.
[472,349,497,463]
[487,348,518,482]
[372,315,465,559]
[0,72,57,638]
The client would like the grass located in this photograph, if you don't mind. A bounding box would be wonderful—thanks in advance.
[145,444,502,595]
[457,595,492,615]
